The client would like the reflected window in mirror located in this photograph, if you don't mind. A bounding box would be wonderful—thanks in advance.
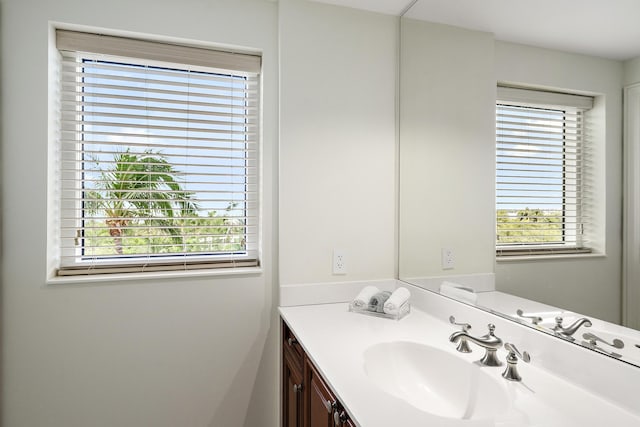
[496,86,594,258]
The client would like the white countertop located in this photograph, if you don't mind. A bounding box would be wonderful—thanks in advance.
[280,302,640,427]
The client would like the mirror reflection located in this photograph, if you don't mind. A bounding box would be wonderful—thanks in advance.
[398,7,640,366]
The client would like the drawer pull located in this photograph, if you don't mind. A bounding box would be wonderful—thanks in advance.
[293,383,303,393]
[333,409,341,426]
[287,337,297,346]
[322,399,335,413]
[340,411,348,423]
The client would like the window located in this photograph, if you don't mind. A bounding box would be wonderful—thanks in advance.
[496,86,593,257]
[53,30,261,276]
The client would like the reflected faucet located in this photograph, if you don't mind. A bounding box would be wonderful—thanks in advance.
[449,323,503,366]
[516,309,542,325]
[582,332,624,358]
[552,317,592,340]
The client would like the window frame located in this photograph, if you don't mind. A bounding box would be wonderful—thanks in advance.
[495,86,593,258]
[51,30,262,277]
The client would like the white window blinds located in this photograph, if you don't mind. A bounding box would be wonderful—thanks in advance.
[55,30,261,276]
[496,86,593,256]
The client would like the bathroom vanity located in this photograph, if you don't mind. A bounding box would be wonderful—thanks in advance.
[282,320,355,427]
[279,282,640,427]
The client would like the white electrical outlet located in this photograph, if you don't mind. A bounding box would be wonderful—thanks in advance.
[333,250,347,275]
[441,247,454,269]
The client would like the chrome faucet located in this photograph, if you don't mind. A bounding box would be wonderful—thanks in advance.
[449,323,503,366]
[552,317,592,340]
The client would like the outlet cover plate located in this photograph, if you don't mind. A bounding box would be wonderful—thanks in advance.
[333,250,347,275]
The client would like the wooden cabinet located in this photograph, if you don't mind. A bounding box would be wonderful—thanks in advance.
[282,322,304,427]
[282,319,357,427]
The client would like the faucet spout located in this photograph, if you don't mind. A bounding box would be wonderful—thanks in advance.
[449,323,503,366]
[553,317,592,339]
[457,331,501,349]
[449,330,468,344]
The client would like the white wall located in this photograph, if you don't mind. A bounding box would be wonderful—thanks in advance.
[278,0,397,286]
[624,56,640,86]
[1,0,279,426]
[398,19,496,278]
[494,42,624,323]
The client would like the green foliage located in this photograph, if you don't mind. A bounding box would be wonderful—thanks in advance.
[82,150,246,257]
[83,212,247,256]
[497,208,562,244]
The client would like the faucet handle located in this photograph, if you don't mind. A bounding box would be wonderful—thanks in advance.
[449,315,471,331]
[502,343,531,382]
[553,317,571,338]
[581,333,624,358]
[554,316,564,328]
[504,343,531,363]
[516,309,542,325]
[485,323,500,339]
[582,332,624,349]
[448,316,472,353]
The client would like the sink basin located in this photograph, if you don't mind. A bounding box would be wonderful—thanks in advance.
[363,341,509,420]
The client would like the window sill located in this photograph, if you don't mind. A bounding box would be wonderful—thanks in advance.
[47,266,263,285]
[496,252,605,263]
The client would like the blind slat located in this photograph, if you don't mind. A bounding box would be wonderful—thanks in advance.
[61,119,256,136]
[61,91,259,112]
[61,102,258,121]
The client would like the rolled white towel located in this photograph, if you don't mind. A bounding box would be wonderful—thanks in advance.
[369,291,392,313]
[383,287,411,315]
[440,281,478,305]
[352,285,380,308]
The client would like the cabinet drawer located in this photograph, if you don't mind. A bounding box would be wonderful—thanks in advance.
[282,321,304,366]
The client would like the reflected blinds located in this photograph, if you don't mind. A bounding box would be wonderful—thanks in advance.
[55,30,261,275]
[496,87,593,255]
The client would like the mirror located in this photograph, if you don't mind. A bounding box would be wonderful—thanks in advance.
[398,9,640,367]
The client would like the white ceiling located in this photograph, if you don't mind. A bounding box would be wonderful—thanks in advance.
[312,0,640,61]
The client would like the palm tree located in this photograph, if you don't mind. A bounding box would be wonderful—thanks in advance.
[85,150,198,255]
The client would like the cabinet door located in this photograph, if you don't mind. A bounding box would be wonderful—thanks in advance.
[283,352,303,427]
[305,360,337,427]
[282,320,304,427]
